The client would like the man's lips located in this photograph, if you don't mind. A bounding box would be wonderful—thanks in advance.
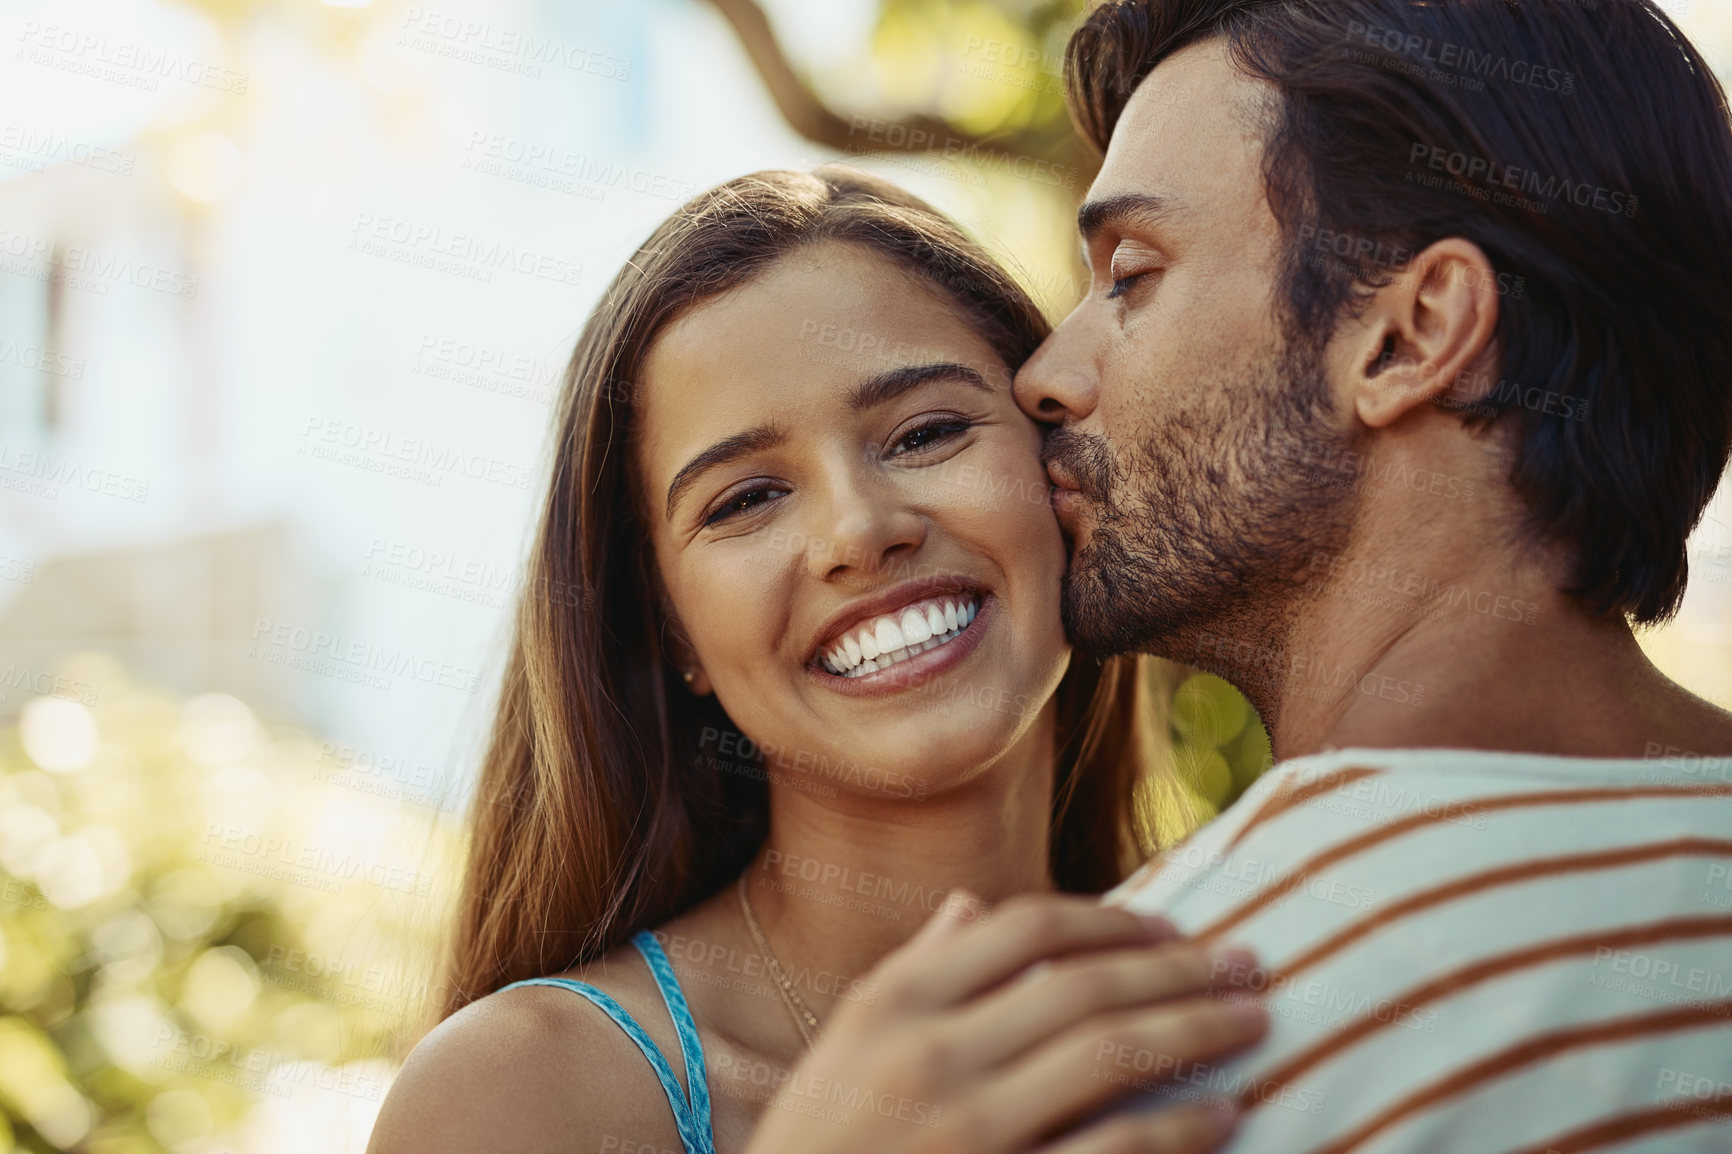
[1041,427,1110,505]
[1050,488,1086,528]
[1044,460,1084,494]
[1042,460,1088,528]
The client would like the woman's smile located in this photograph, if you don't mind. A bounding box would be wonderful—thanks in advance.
[807,582,993,697]
[817,593,978,677]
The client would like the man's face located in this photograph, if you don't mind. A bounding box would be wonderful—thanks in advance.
[1014,39,1357,665]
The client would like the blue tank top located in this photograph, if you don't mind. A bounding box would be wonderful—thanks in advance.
[498,931,716,1154]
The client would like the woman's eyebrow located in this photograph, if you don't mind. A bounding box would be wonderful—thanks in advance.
[846,362,994,414]
[665,423,787,521]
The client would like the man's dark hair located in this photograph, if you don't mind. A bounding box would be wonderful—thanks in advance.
[1067,0,1732,623]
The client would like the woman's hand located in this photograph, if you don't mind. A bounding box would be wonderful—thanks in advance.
[741,891,1267,1154]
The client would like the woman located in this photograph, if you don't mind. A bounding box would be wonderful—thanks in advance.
[368,168,1266,1154]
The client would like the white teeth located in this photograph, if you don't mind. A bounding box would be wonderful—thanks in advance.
[821,594,981,679]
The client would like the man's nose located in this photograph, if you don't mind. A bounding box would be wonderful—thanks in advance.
[1014,313,1100,425]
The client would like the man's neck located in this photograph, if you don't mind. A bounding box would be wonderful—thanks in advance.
[1250,545,1732,763]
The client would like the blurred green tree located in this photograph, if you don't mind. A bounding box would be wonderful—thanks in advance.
[0,660,456,1153]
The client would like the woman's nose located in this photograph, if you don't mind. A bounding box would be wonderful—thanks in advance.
[803,470,925,582]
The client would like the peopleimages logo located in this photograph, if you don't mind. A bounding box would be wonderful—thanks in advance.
[248,617,483,694]
[398,9,631,81]
[845,116,1080,190]
[347,213,583,286]
[299,416,533,489]
[1296,224,1526,299]
[0,339,84,380]
[1407,143,1638,218]
[0,444,150,502]
[0,123,135,176]
[15,22,250,94]
[0,228,199,299]
[1344,19,1573,95]
[462,132,698,204]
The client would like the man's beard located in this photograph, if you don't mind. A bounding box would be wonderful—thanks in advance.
[1045,332,1358,691]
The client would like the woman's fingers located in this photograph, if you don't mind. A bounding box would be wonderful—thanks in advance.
[1036,1104,1238,1154]
[941,943,1258,1070]
[877,894,1178,1012]
[959,996,1268,1150]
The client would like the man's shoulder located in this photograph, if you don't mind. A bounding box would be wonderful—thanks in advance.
[1231,744,1732,829]
[1110,750,1425,895]
[1117,748,1732,1152]
[1111,744,1732,916]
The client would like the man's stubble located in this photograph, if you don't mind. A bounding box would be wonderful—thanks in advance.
[1044,330,1359,725]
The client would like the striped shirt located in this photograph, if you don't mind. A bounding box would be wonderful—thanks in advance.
[1107,747,1732,1153]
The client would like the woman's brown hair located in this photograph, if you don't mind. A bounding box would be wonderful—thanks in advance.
[438,166,1158,1022]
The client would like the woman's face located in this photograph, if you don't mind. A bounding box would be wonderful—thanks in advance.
[636,242,1070,797]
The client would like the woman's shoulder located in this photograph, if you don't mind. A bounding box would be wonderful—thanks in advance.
[366,947,689,1154]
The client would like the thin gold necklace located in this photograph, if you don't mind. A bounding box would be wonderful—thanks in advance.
[737,873,823,1049]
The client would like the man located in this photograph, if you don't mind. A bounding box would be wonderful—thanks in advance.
[1014,0,1732,1148]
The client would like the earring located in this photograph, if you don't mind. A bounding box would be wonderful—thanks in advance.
[682,670,695,684]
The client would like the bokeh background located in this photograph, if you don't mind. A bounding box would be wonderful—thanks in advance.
[1,0,1728,1150]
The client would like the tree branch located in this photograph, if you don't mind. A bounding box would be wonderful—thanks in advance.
[700,0,1053,165]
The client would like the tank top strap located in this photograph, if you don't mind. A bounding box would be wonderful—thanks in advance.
[496,932,714,1154]
[629,930,714,1141]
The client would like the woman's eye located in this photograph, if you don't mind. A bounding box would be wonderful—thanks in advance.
[704,484,786,526]
[889,419,972,458]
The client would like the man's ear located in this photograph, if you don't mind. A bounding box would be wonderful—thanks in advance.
[1332,238,1501,429]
